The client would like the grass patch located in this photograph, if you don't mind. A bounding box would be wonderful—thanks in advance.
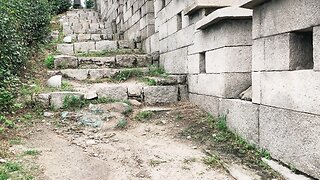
[181,114,278,178]
[9,138,22,145]
[149,159,167,167]
[44,54,55,69]
[141,77,157,86]
[23,150,40,156]
[135,111,154,121]
[112,69,145,82]
[115,119,128,129]
[62,95,86,110]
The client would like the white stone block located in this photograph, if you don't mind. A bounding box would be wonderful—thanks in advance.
[95,40,118,51]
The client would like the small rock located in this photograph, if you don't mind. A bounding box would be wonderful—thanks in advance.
[145,128,150,132]
[187,136,191,139]
[85,139,96,146]
[0,159,6,163]
[192,146,197,149]
[63,36,73,43]
[85,91,98,100]
[142,133,147,136]
[129,99,142,107]
[112,139,119,142]
[43,112,54,118]
[161,120,167,124]
[47,75,62,88]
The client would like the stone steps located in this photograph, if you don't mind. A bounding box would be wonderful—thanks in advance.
[53,54,152,69]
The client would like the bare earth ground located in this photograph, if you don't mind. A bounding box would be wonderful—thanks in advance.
[13,103,235,180]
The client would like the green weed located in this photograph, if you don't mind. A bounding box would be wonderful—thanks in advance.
[115,119,128,129]
[62,95,86,109]
[135,111,153,121]
[23,150,40,156]
[44,55,55,69]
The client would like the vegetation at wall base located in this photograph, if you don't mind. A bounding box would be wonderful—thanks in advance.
[85,0,95,9]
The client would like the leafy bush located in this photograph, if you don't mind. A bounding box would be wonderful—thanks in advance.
[45,55,55,69]
[50,0,72,15]
[0,0,52,113]
[85,0,95,9]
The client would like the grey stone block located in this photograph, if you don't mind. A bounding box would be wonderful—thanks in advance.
[95,40,118,51]
[74,42,95,53]
[252,0,320,39]
[259,105,320,179]
[57,44,74,55]
[160,47,188,74]
[88,69,119,80]
[189,93,220,117]
[54,55,78,69]
[50,92,84,109]
[314,26,320,71]
[178,85,189,101]
[144,86,178,105]
[258,71,320,115]
[34,93,51,108]
[78,57,116,68]
[77,34,91,41]
[219,99,259,145]
[60,69,88,81]
[97,85,128,100]
[206,46,252,73]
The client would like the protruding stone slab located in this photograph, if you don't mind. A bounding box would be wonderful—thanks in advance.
[196,7,252,30]
[54,55,78,69]
[115,54,150,67]
[74,42,95,53]
[78,57,116,68]
[144,86,178,105]
[184,0,237,15]
[34,93,51,108]
[88,69,119,80]
[50,92,85,109]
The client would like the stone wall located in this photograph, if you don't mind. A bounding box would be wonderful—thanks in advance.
[95,0,320,178]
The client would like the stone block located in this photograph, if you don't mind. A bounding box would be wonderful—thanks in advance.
[258,71,320,115]
[78,57,116,68]
[34,93,51,108]
[187,54,200,74]
[88,69,118,80]
[60,69,88,81]
[127,84,143,97]
[54,55,78,69]
[77,34,91,41]
[97,85,128,100]
[160,47,188,74]
[189,73,252,98]
[178,85,189,101]
[252,0,320,39]
[206,46,252,73]
[259,105,320,179]
[91,34,102,41]
[144,86,178,105]
[219,99,259,145]
[314,26,320,71]
[252,72,261,104]
[74,42,95,53]
[189,93,220,117]
[95,40,118,51]
[168,75,187,84]
[190,20,252,54]
[118,40,135,49]
[57,44,74,55]
[50,92,84,109]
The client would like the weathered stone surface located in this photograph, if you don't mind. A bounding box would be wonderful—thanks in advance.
[259,105,320,179]
[127,84,143,97]
[77,34,91,41]
[160,47,188,74]
[257,71,320,115]
[187,54,201,74]
[206,46,252,73]
[97,85,128,100]
[189,93,220,117]
[115,55,137,67]
[51,92,84,109]
[34,93,51,108]
[169,75,187,84]
[57,44,74,55]
[54,55,78,69]
[188,73,251,98]
[118,40,134,49]
[63,36,73,43]
[95,40,118,51]
[225,163,262,180]
[88,69,118,80]
[252,0,320,39]
[60,69,88,81]
[178,85,189,101]
[262,158,312,180]
[91,34,102,41]
[78,57,116,68]
[219,99,259,145]
[47,75,62,88]
[74,42,95,53]
[144,86,178,105]
[313,26,320,71]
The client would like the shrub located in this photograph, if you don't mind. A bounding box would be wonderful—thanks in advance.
[45,55,55,69]
[85,0,95,9]
[50,0,72,15]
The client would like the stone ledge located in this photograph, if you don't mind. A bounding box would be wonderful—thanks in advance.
[184,0,235,15]
[196,7,252,30]
[240,0,270,9]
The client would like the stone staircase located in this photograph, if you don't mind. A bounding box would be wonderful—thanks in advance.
[36,9,188,109]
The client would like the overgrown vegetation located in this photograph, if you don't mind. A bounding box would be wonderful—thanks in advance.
[85,0,95,9]
[135,111,154,121]
[50,0,71,15]
[44,55,55,69]
[115,119,128,129]
[0,161,34,180]
[112,66,167,83]
[181,114,278,178]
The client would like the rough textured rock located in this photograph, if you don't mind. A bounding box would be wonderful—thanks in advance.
[54,55,78,69]
[47,75,62,88]
[57,44,74,55]
[144,86,178,105]
[96,85,128,100]
[50,92,84,109]
[34,93,51,108]
[60,69,88,81]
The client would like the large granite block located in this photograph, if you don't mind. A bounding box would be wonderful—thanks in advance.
[189,93,220,117]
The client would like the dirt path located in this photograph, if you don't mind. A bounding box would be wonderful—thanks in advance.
[18,103,234,180]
